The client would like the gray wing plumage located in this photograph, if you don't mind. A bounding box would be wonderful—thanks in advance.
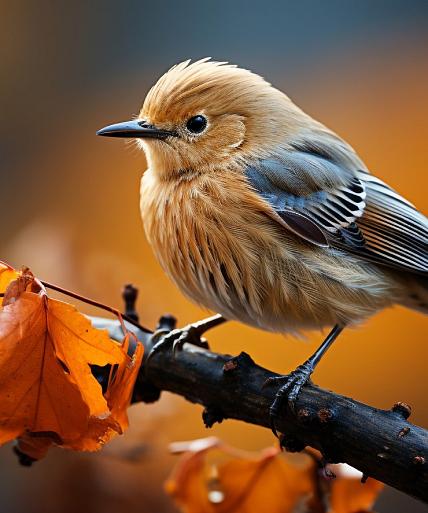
[245,148,428,274]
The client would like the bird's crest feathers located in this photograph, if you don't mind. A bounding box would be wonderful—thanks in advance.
[142,58,275,124]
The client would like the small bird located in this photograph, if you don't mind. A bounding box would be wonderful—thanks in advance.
[98,59,427,427]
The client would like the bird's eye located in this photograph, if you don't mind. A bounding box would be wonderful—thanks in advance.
[186,115,207,134]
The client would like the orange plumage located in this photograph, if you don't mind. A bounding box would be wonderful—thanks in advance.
[98,58,427,413]
[133,59,427,334]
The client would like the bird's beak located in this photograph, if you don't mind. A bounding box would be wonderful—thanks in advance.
[97,119,176,139]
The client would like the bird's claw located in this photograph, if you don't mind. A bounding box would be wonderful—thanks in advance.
[170,326,208,354]
[148,324,209,362]
[264,362,314,437]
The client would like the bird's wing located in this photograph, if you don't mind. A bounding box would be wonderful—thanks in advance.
[354,171,428,272]
[245,151,428,273]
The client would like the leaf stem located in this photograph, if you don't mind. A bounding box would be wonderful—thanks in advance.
[40,280,152,334]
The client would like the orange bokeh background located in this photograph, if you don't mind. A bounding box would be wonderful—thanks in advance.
[1,2,427,512]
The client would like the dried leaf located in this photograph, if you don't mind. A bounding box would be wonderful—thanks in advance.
[165,439,315,513]
[0,262,19,295]
[329,464,384,513]
[68,334,144,451]
[165,438,384,513]
[105,333,144,431]
[0,266,144,459]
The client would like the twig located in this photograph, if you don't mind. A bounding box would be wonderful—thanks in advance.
[91,315,428,503]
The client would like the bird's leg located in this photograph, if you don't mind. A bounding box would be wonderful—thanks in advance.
[148,314,226,361]
[265,324,344,436]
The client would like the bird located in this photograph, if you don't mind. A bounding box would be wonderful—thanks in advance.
[97,58,427,430]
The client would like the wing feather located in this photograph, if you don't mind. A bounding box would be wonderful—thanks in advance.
[354,173,428,272]
[245,151,428,274]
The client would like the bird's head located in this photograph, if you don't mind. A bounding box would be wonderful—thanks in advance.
[97,59,305,179]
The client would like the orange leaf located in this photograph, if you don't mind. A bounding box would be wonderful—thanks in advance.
[165,438,315,513]
[0,268,142,458]
[0,262,19,295]
[47,298,126,417]
[66,415,122,452]
[105,333,144,432]
[329,464,384,513]
[165,438,384,513]
[68,334,144,451]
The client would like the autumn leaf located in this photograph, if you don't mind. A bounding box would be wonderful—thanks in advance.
[328,463,384,513]
[67,334,144,452]
[105,333,144,431]
[0,265,143,460]
[0,261,19,294]
[165,438,384,513]
[166,438,315,513]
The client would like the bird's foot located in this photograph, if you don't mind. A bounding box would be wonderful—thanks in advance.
[148,323,210,362]
[264,360,314,437]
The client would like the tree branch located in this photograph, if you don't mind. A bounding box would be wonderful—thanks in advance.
[90,315,428,504]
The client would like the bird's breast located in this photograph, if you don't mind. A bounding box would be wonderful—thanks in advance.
[139,168,394,333]
[140,168,285,318]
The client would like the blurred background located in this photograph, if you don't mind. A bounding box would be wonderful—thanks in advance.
[1,1,427,511]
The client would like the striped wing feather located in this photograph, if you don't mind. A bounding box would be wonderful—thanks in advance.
[353,172,428,272]
[245,156,428,274]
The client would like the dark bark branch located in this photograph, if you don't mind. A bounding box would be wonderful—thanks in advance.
[91,316,428,504]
